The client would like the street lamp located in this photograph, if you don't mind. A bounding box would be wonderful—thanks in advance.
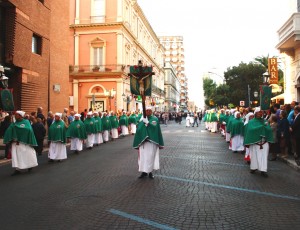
[263,71,270,85]
[122,93,133,111]
[253,91,258,98]
[105,88,116,111]
[0,65,9,89]
[208,71,225,84]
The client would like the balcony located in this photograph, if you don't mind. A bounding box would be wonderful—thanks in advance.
[69,65,127,74]
[276,13,300,55]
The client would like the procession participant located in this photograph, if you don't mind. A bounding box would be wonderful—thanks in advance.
[133,106,164,179]
[4,111,38,175]
[244,112,254,164]
[186,113,192,127]
[109,111,119,140]
[244,107,274,177]
[128,111,137,135]
[210,109,218,133]
[93,111,103,145]
[119,111,129,136]
[48,113,67,162]
[225,109,236,145]
[218,109,226,136]
[229,111,245,153]
[84,111,96,149]
[101,112,111,143]
[66,113,87,154]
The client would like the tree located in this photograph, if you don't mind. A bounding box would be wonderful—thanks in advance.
[224,62,266,107]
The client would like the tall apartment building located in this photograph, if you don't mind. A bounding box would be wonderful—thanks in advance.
[0,0,69,113]
[69,0,165,113]
[159,36,188,111]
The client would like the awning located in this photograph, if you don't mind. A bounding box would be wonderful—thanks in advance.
[269,84,283,93]
[271,93,284,100]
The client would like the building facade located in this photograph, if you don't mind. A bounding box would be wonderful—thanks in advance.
[69,0,165,114]
[276,0,300,103]
[159,36,188,111]
[0,0,69,113]
[163,62,180,112]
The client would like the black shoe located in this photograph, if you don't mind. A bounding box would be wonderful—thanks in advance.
[74,150,79,154]
[48,159,54,163]
[88,147,92,150]
[149,172,154,179]
[11,170,21,176]
[138,172,148,179]
[250,169,257,174]
[28,168,32,172]
[261,172,268,178]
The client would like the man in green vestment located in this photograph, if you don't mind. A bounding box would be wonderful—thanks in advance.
[128,111,138,135]
[109,111,119,140]
[4,111,38,176]
[229,111,245,153]
[244,107,274,177]
[84,111,97,149]
[133,106,164,179]
[101,112,111,142]
[48,113,67,162]
[119,111,129,136]
[93,111,103,145]
[66,114,87,154]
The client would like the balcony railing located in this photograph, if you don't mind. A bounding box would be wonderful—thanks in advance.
[152,84,165,95]
[69,65,127,74]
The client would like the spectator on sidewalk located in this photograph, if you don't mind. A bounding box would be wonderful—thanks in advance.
[1,115,12,159]
[290,105,300,166]
[32,117,46,156]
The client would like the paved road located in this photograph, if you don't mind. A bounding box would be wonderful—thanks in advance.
[0,122,299,230]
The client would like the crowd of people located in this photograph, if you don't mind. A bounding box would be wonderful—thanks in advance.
[203,101,300,177]
[1,106,165,177]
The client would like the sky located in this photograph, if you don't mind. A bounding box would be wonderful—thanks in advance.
[138,0,294,109]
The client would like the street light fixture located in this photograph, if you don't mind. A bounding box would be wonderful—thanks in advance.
[253,91,258,98]
[263,71,270,85]
[105,88,116,111]
[208,71,225,84]
[0,65,9,89]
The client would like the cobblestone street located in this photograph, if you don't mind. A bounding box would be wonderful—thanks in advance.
[0,121,299,230]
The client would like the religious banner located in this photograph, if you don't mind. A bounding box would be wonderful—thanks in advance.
[260,85,272,110]
[268,58,278,84]
[129,65,153,96]
[0,88,14,111]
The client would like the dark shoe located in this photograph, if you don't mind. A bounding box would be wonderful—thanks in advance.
[48,159,54,163]
[88,147,92,150]
[149,172,154,179]
[250,169,257,174]
[261,172,268,178]
[138,172,148,179]
[74,150,79,154]
[28,168,32,172]
[11,170,21,176]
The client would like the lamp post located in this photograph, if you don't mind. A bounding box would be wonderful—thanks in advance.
[122,93,133,111]
[105,88,116,111]
[0,65,9,89]
[208,71,225,84]
[260,71,271,110]
[263,71,270,85]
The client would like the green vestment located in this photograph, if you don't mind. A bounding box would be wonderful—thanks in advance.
[244,117,274,145]
[84,117,97,134]
[66,119,87,139]
[4,119,37,146]
[119,114,129,126]
[93,116,103,132]
[109,115,119,129]
[128,114,137,124]
[133,115,164,149]
[230,117,244,137]
[102,116,111,131]
[48,120,66,143]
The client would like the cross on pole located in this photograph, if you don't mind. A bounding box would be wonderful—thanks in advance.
[129,60,155,118]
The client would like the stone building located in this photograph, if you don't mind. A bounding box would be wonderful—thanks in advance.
[69,0,165,114]
[0,0,69,113]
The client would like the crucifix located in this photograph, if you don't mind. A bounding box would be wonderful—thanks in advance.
[129,60,155,118]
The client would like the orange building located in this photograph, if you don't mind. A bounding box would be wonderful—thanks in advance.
[0,0,69,113]
[69,0,165,114]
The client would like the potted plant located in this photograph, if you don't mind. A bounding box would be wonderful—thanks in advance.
[92,66,100,72]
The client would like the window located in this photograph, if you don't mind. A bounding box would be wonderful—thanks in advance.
[93,47,103,66]
[92,0,105,23]
[32,34,42,55]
